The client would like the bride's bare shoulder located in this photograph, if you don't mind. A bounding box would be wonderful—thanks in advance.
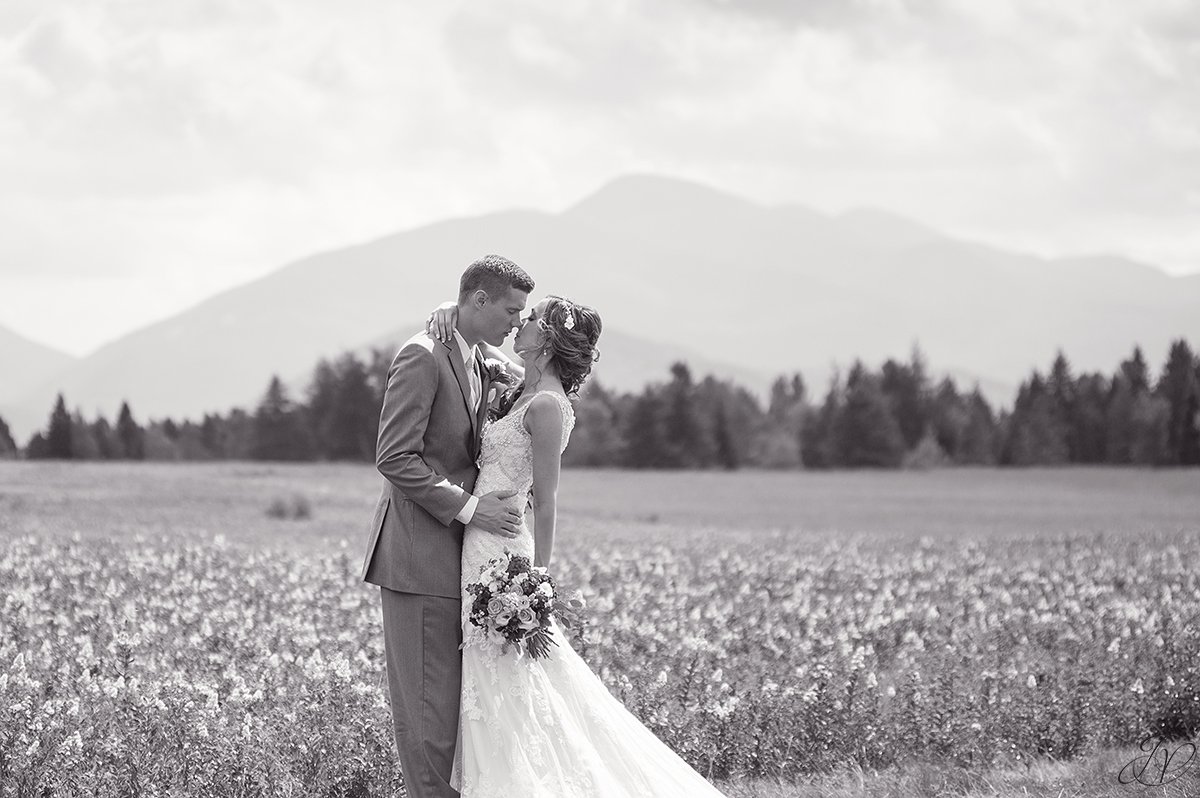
[523,391,567,433]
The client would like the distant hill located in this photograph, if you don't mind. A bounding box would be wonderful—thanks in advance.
[0,324,76,406]
[5,173,1198,440]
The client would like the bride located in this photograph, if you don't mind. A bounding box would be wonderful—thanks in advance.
[425,296,728,797]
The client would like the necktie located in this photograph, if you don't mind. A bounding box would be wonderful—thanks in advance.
[467,349,481,412]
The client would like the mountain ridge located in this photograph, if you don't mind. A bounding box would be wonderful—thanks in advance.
[3,173,1195,441]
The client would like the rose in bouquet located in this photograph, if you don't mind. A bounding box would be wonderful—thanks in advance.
[463,550,586,660]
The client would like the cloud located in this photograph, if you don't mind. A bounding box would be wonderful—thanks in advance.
[1,0,1198,354]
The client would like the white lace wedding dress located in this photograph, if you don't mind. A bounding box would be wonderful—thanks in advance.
[449,389,728,798]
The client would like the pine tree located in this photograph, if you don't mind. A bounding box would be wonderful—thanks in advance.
[143,423,182,460]
[1047,351,1078,459]
[0,415,16,459]
[1184,389,1200,466]
[116,402,145,460]
[765,373,806,466]
[930,378,967,459]
[957,388,997,465]
[713,400,739,470]
[661,363,711,467]
[623,389,669,469]
[330,354,377,461]
[1105,348,1154,464]
[790,373,807,406]
[1004,373,1069,465]
[1121,346,1151,394]
[174,421,214,460]
[1105,376,1136,464]
[1190,354,1200,465]
[252,376,313,461]
[307,358,340,458]
[200,414,224,458]
[562,381,625,467]
[880,344,933,450]
[25,432,49,459]
[46,394,73,459]
[90,416,120,459]
[767,376,794,424]
[801,371,843,469]
[836,361,906,467]
[1073,373,1110,464]
[695,376,760,469]
[1129,393,1170,465]
[69,411,100,459]
[307,354,380,461]
[1155,339,1200,466]
[220,409,255,460]
[367,346,394,404]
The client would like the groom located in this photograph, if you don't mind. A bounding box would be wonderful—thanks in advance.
[362,255,535,798]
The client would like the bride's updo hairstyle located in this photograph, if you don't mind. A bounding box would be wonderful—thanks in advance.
[537,296,602,398]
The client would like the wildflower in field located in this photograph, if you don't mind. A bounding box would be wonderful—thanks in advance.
[3,526,1200,791]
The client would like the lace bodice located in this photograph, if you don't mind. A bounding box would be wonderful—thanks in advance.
[474,389,575,500]
[461,390,575,648]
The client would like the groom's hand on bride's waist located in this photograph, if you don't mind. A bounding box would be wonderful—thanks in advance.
[472,489,521,538]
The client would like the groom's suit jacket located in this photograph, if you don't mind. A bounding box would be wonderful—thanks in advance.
[361,331,492,599]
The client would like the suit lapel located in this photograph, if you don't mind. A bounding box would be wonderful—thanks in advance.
[441,339,478,439]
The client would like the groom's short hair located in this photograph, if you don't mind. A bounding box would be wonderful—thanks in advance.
[459,255,534,302]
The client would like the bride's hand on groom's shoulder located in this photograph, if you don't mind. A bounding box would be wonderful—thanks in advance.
[425,301,458,342]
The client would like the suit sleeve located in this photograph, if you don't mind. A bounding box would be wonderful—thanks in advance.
[375,342,471,526]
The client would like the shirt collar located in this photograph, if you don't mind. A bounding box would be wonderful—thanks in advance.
[452,329,478,367]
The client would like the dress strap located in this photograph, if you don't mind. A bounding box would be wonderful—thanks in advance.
[519,390,576,450]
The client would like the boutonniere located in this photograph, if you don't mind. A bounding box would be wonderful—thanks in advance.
[482,358,516,387]
[481,358,521,421]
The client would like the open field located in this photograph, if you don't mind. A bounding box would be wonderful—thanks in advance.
[2,463,1200,796]
[3,462,1198,548]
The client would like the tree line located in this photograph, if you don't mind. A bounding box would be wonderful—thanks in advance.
[4,339,1199,468]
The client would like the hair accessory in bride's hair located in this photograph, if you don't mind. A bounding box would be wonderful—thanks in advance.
[562,302,576,331]
[591,347,600,362]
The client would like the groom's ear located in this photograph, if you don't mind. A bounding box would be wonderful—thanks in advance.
[469,289,489,308]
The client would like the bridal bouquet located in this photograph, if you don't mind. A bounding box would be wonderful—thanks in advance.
[464,550,585,660]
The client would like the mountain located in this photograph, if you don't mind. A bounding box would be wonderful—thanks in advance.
[0,324,77,408]
[5,173,1198,439]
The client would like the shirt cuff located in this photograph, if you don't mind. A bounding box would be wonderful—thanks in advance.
[455,493,479,525]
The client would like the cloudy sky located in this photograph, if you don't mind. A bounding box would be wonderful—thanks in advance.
[2,0,1198,356]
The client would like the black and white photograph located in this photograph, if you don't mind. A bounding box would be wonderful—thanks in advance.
[2,1,1199,796]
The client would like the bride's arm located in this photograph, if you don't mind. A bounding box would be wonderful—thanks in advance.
[425,301,525,380]
[525,394,564,569]
[425,301,457,342]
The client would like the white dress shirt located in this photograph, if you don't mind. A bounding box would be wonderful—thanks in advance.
[452,330,481,525]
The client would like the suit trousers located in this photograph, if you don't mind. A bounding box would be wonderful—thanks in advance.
[380,587,462,798]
